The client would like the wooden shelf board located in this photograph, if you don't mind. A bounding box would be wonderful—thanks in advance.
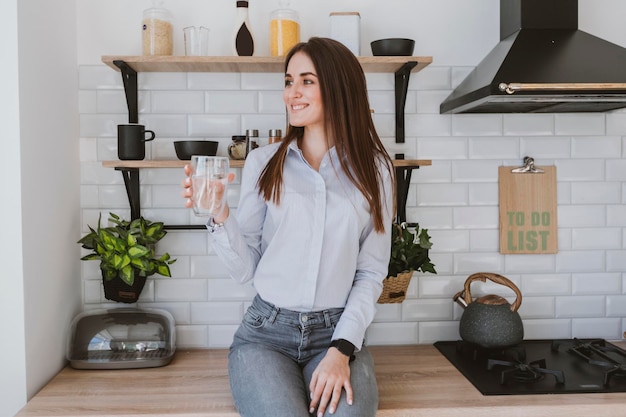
[103,159,431,169]
[101,55,432,74]
[103,159,244,169]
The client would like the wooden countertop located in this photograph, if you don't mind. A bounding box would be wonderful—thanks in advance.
[17,343,626,417]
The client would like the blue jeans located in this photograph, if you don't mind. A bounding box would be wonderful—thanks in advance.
[229,295,378,417]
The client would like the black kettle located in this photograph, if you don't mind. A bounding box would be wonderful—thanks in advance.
[453,272,524,348]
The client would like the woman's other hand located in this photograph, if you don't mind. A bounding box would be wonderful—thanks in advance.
[309,348,353,417]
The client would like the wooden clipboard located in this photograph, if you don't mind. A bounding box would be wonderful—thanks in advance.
[499,161,557,254]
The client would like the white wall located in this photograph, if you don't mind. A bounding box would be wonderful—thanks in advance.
[0,1,81,414]
[0,0,27,415]
[19,0,82,401]
[579,0,626,47]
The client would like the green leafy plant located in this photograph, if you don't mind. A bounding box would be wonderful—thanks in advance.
[388,222,436,277]
[78,212,176,285]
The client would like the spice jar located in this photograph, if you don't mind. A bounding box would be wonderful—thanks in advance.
[228,135,248,160]
[142,1,174,56]
[270,1,300,57]
[246,129,259,154]
[268,129,282,144]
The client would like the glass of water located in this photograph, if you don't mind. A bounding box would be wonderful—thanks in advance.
[190,156,229,216]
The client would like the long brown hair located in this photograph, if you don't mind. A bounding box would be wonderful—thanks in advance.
[257,37,395,233]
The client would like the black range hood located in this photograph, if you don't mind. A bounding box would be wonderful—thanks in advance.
[440,0,626,114]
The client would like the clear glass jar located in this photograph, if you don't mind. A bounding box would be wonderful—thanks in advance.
[246,129,259,153]
[270,2,300,57]
[228,135,248,160]
[142,1,173,56]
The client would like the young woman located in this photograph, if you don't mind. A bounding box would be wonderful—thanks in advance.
[183,37,395,417]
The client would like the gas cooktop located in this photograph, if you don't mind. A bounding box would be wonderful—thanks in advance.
[434,339,626,395]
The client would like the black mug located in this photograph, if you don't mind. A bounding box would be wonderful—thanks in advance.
[117,124,156,160]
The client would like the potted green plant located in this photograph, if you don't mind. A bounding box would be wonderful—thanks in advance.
[78,212,176,303]
[378,222,436,304]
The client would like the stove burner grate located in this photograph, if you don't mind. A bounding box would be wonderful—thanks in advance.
[487,358,565,385]
[562,339,626,386]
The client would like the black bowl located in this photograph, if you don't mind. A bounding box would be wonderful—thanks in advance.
[370,38,415,56]
[174,140,219,160]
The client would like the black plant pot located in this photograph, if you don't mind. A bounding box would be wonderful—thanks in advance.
[102,275,147,303]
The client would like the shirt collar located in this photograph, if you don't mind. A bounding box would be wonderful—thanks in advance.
[287,139,339,165]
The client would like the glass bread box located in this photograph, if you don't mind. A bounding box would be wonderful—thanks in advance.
[67,308,176,369]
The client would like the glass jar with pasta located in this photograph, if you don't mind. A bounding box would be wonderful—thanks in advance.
[142,1,173,56]
[270,1,300,57]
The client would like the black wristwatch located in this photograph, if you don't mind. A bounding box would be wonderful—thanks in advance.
[330,339,355,360]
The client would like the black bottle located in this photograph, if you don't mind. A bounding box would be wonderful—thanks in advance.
[234,1,255,56]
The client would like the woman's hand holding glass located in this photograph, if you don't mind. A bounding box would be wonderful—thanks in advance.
[182,156,235,222]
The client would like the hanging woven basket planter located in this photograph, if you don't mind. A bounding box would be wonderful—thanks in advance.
[377,270,414,304]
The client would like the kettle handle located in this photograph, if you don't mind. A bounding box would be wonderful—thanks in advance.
[457,272,522,312]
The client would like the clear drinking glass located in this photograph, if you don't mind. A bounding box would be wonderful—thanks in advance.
[190,156,229,216]
[183,26,209,56]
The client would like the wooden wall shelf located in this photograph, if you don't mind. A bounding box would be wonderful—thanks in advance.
[101,55,432,74]
[103,159,431,169]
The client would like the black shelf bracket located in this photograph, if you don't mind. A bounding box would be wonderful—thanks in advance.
[164,224,206,230]
[113,60,139,123]
[393,62,419,225]
[394,154,420,226]
[394,61,417,144]
[116,167,207,230]
[116,168,141,220]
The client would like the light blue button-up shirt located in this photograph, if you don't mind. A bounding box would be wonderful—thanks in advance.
[209,140,393,349]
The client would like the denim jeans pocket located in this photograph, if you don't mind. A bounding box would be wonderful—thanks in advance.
[241,305,267,329]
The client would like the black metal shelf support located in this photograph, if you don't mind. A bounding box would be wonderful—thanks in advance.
[111,59,422,229]
[164,224,206,230]
[113,60,139,123]
[393,61,419,226]
[116,167,141,220]
[115,167,206,230]
[394,154,420,226]
[395,61,417,144]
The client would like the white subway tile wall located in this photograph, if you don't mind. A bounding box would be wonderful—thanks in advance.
[79,65,626,348]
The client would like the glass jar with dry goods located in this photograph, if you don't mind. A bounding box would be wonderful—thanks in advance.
[228,135,248,160]
[142,1,174,56]
[270,1,300,57]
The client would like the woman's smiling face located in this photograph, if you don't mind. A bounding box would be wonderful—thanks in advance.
[283,52,324,130]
